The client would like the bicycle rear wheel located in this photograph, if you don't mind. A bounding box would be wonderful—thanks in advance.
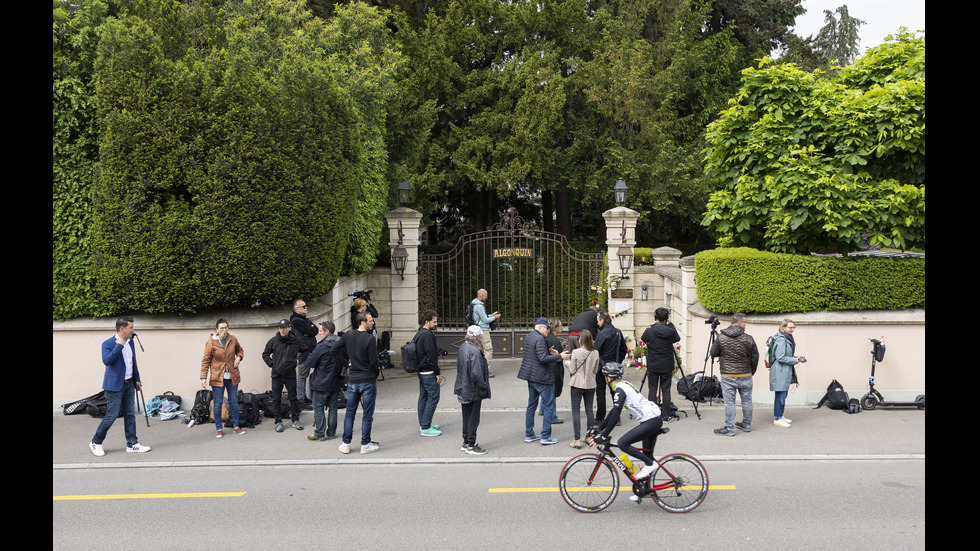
[559,453,620,513]
[649,453,708,513]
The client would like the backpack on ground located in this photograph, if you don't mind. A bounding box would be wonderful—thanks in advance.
[814,379,849,410]
[62,391,106,416]
[238,391,263,428]
[764,335,777,369]
[190,389,213,424]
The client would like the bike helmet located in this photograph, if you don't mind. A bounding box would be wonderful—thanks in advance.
[601,361,624,379]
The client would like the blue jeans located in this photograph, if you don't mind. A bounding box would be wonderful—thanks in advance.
[720,375,753,430]
[312,389,340,438]
[211,382,240,431]
[417,373,440,429]
[525,381,555,439]
[92,379,138,447]
[774,390,788,419]
[343,382,377,445]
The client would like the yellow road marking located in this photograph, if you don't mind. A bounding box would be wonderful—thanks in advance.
[490,485,734,493]
[54,492,245,501]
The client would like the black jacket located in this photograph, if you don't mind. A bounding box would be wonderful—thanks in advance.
[262,332,298,377]
[568,308,599,339]
[640,322,681,374]
[307,334,345,393]
[594,323,628,363]
[290,312,319,362]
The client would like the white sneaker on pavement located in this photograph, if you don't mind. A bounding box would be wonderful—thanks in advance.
[89,441,105,457]
[126,443,151,453]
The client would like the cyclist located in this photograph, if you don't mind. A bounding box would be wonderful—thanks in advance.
[587,361,663,481]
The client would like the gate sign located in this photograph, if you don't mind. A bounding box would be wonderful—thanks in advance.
[492,247,534,259]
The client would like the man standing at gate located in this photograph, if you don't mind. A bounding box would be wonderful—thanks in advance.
[471,289,500,378]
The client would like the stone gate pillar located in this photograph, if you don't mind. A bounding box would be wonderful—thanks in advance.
[385,207,423,350]
[602,206,640,338]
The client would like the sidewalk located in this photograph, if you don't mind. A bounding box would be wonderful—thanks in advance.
[54,358,925,468]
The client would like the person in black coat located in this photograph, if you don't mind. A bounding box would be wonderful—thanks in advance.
[567,305,599,352]
[592,311,628,423]
[640,307,681,420]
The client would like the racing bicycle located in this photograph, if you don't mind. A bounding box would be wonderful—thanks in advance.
[558,427,708,513]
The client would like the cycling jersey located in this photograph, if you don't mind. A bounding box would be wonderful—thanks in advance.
[609,380,661,424]
[595,379,663,466]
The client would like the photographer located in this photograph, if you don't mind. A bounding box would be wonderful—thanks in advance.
[350,291,379,332]
[640,307,681,421]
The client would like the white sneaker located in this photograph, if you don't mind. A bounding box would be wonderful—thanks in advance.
[635,463,658,479]
[126,443,151,453]
[338,442,351,454]
[89,441,105,457]
[782,416,792,424]
[774,418,791,428]
[360,442,380,454]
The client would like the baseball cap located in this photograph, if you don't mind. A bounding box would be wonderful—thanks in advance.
[467,325,483,337]
[278,319,291,328]
[535,317,553,328]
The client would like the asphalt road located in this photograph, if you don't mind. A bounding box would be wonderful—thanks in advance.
[53,358,925,549]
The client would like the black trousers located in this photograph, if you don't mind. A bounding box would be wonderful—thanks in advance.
[647,371,673,415]
[271,374,299,423]
[460,400,482,446]
[618,416,663,467]
[594,371,615,421]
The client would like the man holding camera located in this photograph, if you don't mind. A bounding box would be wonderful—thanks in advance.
[471,289,500,378]
[710,313,759,437]
[414,310,442,437]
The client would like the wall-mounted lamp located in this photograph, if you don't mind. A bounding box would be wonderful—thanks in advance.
[392,221,408,280]
[617,220,633,280]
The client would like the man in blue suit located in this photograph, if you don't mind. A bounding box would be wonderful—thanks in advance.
[89,317,151,456]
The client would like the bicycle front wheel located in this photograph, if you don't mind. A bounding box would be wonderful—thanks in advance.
[559,453,620,513]
[650,453,708,513]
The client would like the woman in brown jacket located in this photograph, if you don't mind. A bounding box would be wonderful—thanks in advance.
[200,318,245,437]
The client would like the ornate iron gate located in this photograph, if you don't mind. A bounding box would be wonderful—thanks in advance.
[419,209,606,357]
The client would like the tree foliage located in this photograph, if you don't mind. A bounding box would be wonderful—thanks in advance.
[54,0,398,319]
[701,30,925,254]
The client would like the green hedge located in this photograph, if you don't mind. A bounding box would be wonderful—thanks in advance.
[694,248,924,314]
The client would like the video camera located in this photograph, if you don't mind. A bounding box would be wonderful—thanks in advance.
[704,315,720,329]
[348,290,373,301]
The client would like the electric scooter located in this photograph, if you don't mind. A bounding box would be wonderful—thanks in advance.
[860,337,925,410]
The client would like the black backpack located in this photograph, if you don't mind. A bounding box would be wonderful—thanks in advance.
[401,333,421,374]
[465,303,476,327]
[190,389,213,424]
[814,379,849,410]
[238,391,263,428]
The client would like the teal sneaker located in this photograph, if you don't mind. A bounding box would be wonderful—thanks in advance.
[420,427,442,437]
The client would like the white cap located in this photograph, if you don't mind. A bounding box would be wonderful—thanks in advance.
[466,325,483,337]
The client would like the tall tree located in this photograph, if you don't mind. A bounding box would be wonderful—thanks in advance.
[815,4,866,66]
[701,30,925,254]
